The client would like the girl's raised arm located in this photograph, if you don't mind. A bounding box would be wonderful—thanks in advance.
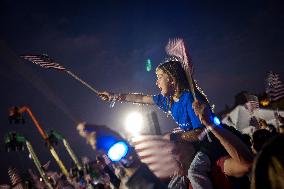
[98,91,154,105]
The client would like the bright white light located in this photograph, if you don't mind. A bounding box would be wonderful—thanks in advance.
[125,112,143,136]
[107,141,128,161]
[28,153,32,159]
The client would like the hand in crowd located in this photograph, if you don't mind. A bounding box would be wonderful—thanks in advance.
[275,113,284,124]
[76,123,97,150]
[77,122,87,137]
[28,169,46,189]
[192,100,212,126]
[98,91,114,101]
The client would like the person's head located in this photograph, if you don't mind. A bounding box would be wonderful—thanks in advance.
[241,133,252,148]
[156,59,189,96]
[251,135,284,189]
[266,124,277,135]
[259,119,268,129]
[279,125,284,134]
[251,129,273,154]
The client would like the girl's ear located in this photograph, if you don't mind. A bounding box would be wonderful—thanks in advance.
[170,77,176,85]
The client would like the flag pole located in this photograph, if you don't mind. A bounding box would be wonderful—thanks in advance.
[66,70,99,95]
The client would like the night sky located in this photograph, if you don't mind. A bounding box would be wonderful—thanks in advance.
[0,0,284,183]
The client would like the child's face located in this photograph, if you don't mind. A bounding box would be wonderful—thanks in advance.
[156,69,174,96]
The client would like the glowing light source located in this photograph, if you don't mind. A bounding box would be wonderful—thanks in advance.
[125,112,143,136]
[146,59,152,72]
[213,116,221,126]
[107,141,128,161]
[260,99,269,107]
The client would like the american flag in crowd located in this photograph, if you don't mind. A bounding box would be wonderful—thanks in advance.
[266,71,284,102]
[245,94,260,114]
[101,154,112,166]
[21,54,66,70]
[131,135,182,179]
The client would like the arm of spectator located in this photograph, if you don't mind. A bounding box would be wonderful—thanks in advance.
[275,113,284,124]
[193,100,253,177]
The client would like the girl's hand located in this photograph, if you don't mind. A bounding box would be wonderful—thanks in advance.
[98,91,114,101]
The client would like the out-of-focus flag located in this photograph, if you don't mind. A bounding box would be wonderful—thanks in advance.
[245,94,259,114]
[266,71,284,102]
[131,135,180,179]
[21,54,66,70]
[102,153,112,166]
[131,135,195,179]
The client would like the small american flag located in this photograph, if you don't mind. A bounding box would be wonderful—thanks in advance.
[165,38,193,74]
[165,38,196,100]
[21,54,66,70]
[21,54,100,94]
[266,71,284,102]
[245,94,259,114]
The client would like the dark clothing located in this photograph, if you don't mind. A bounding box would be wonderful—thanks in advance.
[126,164,168,189]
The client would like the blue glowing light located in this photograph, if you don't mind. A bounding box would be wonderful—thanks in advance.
[107,141,128,161]
[213,116,221,126]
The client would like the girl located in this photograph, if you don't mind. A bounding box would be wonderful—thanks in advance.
[98,40,220,189]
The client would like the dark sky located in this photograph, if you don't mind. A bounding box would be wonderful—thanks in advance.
[0,0,284,183]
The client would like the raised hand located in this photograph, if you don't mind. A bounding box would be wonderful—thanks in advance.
[192,100,212,126]
[98,91,114,101]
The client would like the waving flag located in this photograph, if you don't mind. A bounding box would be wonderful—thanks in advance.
[266,71,284,102]
[131,135,195,179]
[165,38,196,101]
[21,54,99,94]
[21,54,65,70]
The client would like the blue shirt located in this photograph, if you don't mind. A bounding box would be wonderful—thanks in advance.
[153,90,205,131]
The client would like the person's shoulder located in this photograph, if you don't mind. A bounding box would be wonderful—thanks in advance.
[180,90,193,101]
[153,93,165,100]
[181,90,191,97]
[153,94,167,106]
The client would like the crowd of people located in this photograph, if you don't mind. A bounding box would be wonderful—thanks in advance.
[2,39,284,189]
[97,39,284,189]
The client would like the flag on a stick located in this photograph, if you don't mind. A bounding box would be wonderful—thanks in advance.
[266,71,284,102]
[21,54,66,70]
[21,54,99,94]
